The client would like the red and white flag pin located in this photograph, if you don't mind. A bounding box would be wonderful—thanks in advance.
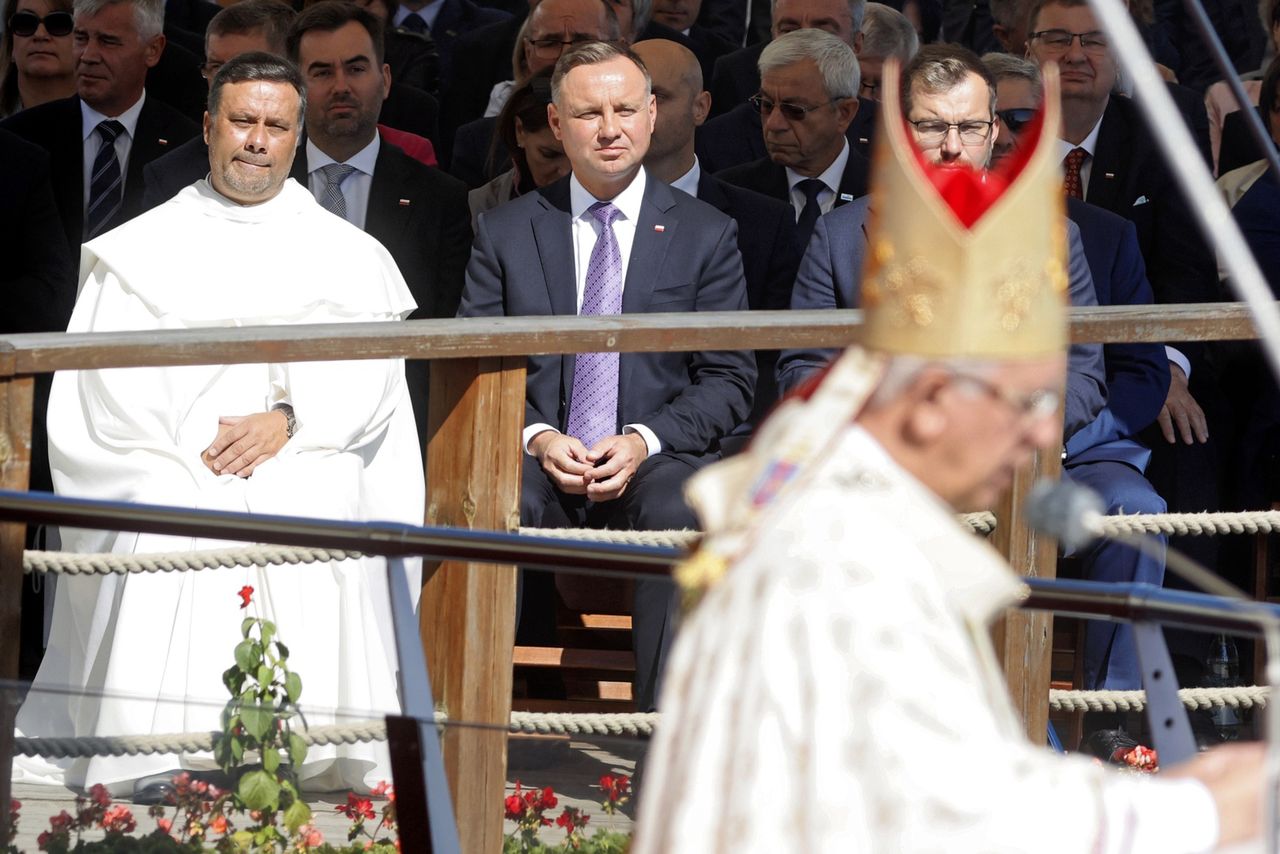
[399,198,411,206]
[653,224,665,232]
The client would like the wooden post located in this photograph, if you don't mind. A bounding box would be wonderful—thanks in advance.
[991,447,1061,745]
[0,368,33,840]
[420,357,524,854]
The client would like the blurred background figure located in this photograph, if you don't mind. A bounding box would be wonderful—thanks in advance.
[857,1,918,100]
[0,0,75,117]
[468,69,569,227]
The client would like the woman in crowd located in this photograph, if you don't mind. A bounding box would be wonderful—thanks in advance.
[0,0,75,117]
[468,70,570,229]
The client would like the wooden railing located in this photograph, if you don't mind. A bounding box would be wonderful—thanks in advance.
[0,303,1263,852]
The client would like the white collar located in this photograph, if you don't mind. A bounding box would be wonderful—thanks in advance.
[1057,110,1104,160]
[569,167,647,221]
[306,133,381,176]
[786,138,849,195]
[669,157,701,197]
[80,91,146,141]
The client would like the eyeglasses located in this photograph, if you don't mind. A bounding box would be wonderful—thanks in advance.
[525,35,597,60]
[1029,29,1109,53]
[951,373,1061,421]
[995,107,1037,133]
[749,93,840,121]
[907,118,995,145]
[8,9,74,37]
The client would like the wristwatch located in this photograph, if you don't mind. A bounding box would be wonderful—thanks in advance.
[272,402,297,439]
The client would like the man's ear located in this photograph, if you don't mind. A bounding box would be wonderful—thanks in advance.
[548,102,563,141]
[835,94,859,132]
[202,111,211,145]
[380,62,391,100]
[143,32,165,68]
[692,89,711,127]
[992,23,1013,52]
[902,369,951,446]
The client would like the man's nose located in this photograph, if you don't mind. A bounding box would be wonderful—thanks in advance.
[762,103,789,132]
[244,121,269,150]
[1062,35,1087,62]
[598,108,620,138]
[940,126,964,157]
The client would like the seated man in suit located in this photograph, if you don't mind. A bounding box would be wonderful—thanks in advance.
[989,53,1172,696]
[696,0,875,172]
[635,37,798,431]
[717,28,869,252]
[458,40,756,711]
[287,1,471,449]
[0,0,198,259]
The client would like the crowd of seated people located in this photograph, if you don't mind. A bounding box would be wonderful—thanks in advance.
[2,0,1278,731]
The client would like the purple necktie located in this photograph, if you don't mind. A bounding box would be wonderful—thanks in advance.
[566,202,623,450]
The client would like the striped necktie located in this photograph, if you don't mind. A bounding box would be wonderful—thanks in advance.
[85,119,126,239]
[318,163,356,221]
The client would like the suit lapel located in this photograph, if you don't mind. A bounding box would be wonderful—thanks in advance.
[621,176,676,313]
[530,180,578,404]
[365,140,412,244]
[695,172,730,213]
[124,99,179,220]
[1085,98,1125,211]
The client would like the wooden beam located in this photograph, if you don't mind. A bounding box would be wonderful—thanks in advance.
[991,444,1062,745]
[0,303,1265,374]
[420,357,524,854]
[0,370,32,841]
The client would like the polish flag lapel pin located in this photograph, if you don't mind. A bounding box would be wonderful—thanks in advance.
[653,224,665,233]
[399,198,411,206]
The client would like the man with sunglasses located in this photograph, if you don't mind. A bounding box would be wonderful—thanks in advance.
[0,0,198,259]
[717,28,868,252]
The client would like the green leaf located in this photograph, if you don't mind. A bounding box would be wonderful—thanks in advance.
[288,731,308,766]
[260,622,275,647]
[236,769,280,811]
[241,617,256,639]
[275,640,289,661]
[234,639,259,673]
[256,664,274,687]
[230,733,245,764]
[283,798,311,833]
[284,672,302,704]
[212,735,231,767]
[240,705,272,740]
[262,746,280,774]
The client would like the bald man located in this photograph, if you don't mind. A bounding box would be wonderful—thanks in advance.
[635,38,799,435]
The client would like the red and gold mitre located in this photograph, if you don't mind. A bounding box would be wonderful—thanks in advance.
[860,62,1069,358]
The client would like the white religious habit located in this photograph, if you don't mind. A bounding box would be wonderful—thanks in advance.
[14,178,425,796]
[633,349,1223,854]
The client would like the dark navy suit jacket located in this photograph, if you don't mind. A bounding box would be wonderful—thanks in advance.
[697,98,877,174]
[458,173,757,457]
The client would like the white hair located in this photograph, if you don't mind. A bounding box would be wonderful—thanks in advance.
[758,27,860,100]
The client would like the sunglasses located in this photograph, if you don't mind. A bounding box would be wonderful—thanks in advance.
[749,93,839,122]
[8,9,74,37]
[995,108,1037,132]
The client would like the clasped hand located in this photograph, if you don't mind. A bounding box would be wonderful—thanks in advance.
[530,431,649,502]
[201,411,290,478]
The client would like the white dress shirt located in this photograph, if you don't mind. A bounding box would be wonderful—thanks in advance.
[669,158,701,198]
[305,135,380,231]
[81,92,146,215]
[1056,117,1103,200]
[523,169,661,457]
[784,138,849,221]
[394,0,442,30]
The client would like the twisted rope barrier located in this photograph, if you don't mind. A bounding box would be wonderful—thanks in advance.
[1049,685,1269,713]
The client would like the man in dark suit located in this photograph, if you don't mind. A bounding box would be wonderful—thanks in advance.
[0,0,198,259]
[706,0,863,117]
[635,37,797,430]
[391,0,509,95]
[1027,0,1225,588]
[716,28,869,252]
[458,41,755,711]
[287,1,471,447]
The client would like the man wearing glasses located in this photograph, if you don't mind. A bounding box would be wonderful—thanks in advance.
[778,44,1105,464]
[717,28,868,252]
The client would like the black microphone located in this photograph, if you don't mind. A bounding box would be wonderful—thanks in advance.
[1024,478,1106,553]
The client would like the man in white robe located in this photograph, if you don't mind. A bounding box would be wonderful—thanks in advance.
[15,52,424,798]
[632,63,1267,852]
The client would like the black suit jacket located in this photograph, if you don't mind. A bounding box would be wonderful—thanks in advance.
[1086,94,1218,308]
[697,97,876,174]
[715,147,870,224]
[379,82,440,145]
[458,174,757,456]
[430,0,511,94]
[697,171,797,425]
[0,94,198,258]
[438,14,523,165]
[708,41,764,118]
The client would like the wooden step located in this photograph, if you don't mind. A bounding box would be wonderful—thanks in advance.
[513,645,635,671]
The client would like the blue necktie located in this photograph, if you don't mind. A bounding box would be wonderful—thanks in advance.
[85,120,126,239]
[566,202,624,450]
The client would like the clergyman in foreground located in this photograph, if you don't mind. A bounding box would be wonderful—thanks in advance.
[632,64,1265,852]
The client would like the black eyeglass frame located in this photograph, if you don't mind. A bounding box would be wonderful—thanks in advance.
[1027,28,1110,52]
[8,9,74,37]
[995,107,1038,132]
[906,118,996,144]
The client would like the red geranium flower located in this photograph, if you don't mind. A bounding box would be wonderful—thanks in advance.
[238,585,254,609]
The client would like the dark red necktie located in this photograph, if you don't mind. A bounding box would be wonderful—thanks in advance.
[1063,147,1088,200]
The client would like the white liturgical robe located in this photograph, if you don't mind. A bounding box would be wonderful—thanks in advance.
[15,178,425,795]
[634,420,1223,853]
